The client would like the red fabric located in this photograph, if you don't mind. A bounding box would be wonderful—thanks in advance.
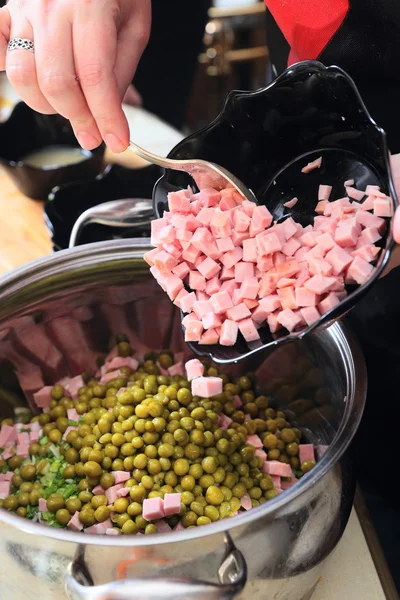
[265,0,350,63]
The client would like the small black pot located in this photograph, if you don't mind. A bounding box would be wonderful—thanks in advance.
[45,162,161,250]
[0,102,105,200]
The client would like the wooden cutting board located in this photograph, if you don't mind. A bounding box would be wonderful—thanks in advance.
[0,149,147,276]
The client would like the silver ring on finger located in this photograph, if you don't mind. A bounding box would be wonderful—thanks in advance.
[7,38,35,53]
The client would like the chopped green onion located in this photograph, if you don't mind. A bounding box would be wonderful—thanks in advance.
[39,436,49,446]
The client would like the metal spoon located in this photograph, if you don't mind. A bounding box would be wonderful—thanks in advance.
[69,198,153,248]
[128,140,257,208]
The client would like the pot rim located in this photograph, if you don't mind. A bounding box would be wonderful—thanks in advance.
[0,240,367,545]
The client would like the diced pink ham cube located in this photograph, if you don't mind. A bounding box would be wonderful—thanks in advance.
[299,444,315,464]
[0,481,11,499]
[220,246,243,269]
[202,312,222,330]
[318,184,332,201]
[246,434,263,449]
[283,197,298,209]
[163,274,184,301]
[240,493,252,510]
[356,210,386,233]
[105,484,124,505]
[172,262,190,280]
[346,187,365,201]
[315,200,327,214]
[242,238,258,262]
[185,359,204,381]
[192,376,223,397]
[92,485,105,495]
[189,271,206,292]
[233,209,251,232]
[295,287,318,307]
[318,292,340,314]
[334,218,360,247]
[262,460,293,477]
[239,276,259,300]
[277,286,296,310]
[174,289,189,309]
[316,232,335,252]
[252,295,281,322]
[33,386,53,410]
[154,250,178,273]
[159,225,176,244]
[226,303,251,322]
[163,493,182,517]
[304,275,337,295]
[360,227,381,245]
[235,262,254,283]
[238,318,260,342]
[199,188,221,207]
[257,232,282,255]
[142,497,165,521]
[219,320,239,346]
[233,395,242,408]
[216,237,234,253]
[155,519,172,533]
[68,511,83,532]
[347,256,374,285]
[325,245,353,275]
[184,320,204,342]
[199,328,219,345]
[168,190,191,213]
[143,248,160,266]
[373,197,393,217]
[210,291,234,314]
[0,424,16,447]
[255,449,267,462]
[206,276,221,296]
[271,475,282,490]
[301,157,322,173]
[193,300,213,320]
[282,238,301,257]
[196,207,215,225]
[180,292,196,314]
[221,280,238,296]
[352,245,380,263]
[277,308,302,332]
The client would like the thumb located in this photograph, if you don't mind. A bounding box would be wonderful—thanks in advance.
[0,7,11,70]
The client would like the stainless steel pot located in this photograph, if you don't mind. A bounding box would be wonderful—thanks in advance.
[0,239,366,600]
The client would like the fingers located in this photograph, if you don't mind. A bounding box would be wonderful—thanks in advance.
[0,6,11,70]
[5,13,55,114]
[123,84,143,108]
[32,9,102,150]
[72,3,130,152]
[114,0,151,99]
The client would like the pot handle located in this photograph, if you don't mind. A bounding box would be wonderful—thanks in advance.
[68,198,154,248]
[65,546,246,600]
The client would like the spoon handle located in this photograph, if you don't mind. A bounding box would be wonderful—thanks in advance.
[129,141,188,171]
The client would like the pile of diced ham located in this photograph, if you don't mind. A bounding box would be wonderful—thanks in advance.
[145,166,392,346]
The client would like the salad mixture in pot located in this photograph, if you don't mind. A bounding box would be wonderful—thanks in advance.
[0,341,320,536]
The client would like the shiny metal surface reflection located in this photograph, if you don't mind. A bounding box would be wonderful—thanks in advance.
[0,239,366,600]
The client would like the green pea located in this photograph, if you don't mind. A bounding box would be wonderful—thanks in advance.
[205,486,224,506]
[56,509,71,525]
[173,458,190,476]
[202,456,218,474]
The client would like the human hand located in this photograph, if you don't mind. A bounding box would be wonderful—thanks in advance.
[123,83,142,107]
[0,0,151,152]
[380,153,400,277]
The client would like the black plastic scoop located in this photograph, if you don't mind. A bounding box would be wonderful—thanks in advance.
[152,60,398,364]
